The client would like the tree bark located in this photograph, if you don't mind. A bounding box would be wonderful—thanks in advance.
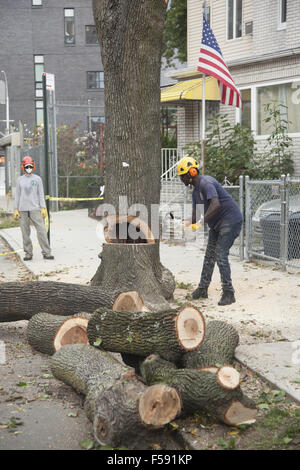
[87,305,206,364]
[51,344,181,448]
[91,0,174,310]
[26,312,91,355]
[0,281,147,322]
[181,320,240,369]
[91,243,175,311]
[140,355,257,426]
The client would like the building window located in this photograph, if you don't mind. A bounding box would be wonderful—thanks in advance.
[64,8,75,44]
[88,116,105,133]
[257,82,300,135]
[35,101,43,126]
[32,0,42,6]
[278,0,287,29]
[240,89,251,129]
[227,0,242,40]
[34,55,44,98]
[87,72,104,90]
[85,25,98,45]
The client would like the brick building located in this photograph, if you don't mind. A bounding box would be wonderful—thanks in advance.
[0,0,105,137]
[162,0,300,176]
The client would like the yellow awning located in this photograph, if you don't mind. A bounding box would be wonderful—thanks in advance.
[161,77,220,103]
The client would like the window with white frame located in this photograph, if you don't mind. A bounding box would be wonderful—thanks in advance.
[257,82,300,135]
[278,0,287,29]
[238,81,300,135]
[34,55,44,98]
[32,0,42,6]
[64,8,75,44]
[35,100,43,126]
[227,0,242,40]
[87,72,104,89]
[240,89,251,129]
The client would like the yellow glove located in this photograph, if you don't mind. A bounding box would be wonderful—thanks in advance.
[187,222,202,231]
[41,208,47,219]
[13,210,20,221]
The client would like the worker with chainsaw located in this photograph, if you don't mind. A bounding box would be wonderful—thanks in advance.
[177,155,242,306]
[13,156,54,261]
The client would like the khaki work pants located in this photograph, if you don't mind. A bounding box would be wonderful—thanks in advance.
[19,210,51,257]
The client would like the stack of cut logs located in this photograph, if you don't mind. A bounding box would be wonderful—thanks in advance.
[22,289,257,448]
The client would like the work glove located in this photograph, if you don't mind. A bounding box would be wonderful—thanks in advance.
[41,208,47,219]
[13,210,20,221]
[186,222,203,231]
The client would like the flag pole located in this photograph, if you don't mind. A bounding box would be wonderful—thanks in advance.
[201,1,207,175]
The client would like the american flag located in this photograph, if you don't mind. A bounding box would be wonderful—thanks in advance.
[198,16,243,109]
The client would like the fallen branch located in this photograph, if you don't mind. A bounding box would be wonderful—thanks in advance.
[87,305,206,363]
[140,355,257,426]
[50,344,181,448]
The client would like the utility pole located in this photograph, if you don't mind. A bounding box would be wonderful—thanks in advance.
[1,70,10,135]
[42,73,51,243]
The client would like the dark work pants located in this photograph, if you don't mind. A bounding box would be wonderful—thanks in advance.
[198,221,242,293]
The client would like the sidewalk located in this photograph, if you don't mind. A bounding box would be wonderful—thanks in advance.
[0,209,299,404]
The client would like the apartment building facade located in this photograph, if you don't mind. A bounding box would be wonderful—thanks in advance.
[0,0,105,138]
[164,0,300,176]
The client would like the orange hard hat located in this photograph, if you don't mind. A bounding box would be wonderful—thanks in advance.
[21,156,36,171]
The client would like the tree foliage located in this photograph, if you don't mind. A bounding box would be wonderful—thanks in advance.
[162,0,187,66]
[184,114,258,184]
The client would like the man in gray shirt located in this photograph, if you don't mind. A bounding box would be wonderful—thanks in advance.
[13,156,54,261]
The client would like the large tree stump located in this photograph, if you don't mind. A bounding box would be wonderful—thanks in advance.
[26,312,91,355]
[181,320,240,369]
[140,355,257,427]
[0,281,147,322]
[87,305,206,364]
[50,344,181,448]
[91,243,175,311]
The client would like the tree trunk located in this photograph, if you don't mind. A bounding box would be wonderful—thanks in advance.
[91,0,174,311]
[50,344,181,448]
[26,312,91,355]
[87,305,206,364]
[181,320,240,369]
[0,281,147,322]
[91,243,175,311]
[140,355,257,426]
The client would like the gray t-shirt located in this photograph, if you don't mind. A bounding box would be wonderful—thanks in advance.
[14,174,46,211]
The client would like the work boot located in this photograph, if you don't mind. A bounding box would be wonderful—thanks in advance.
[218,291,236,306]
[43,254,54,260]
[191,287,208,300]
[23,254,32,261]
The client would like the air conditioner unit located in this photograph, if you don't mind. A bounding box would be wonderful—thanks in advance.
[245,21,253,36]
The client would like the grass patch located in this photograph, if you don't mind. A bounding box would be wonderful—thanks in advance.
[0,210,19,229]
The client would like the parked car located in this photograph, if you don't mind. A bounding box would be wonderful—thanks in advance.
[252,194,300,236]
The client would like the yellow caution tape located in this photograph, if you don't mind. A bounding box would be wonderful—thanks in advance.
[45,196,104,201]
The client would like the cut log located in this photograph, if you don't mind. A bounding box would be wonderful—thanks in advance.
[0,281,147,322]
[90,243,175,311]
[26,312,91,355]
[181,320,239,369]
[50,344,181,448]
[87,305,206,363]
[140,355,257,426]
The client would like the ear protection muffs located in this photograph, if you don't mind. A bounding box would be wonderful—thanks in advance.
[189,167,198,178]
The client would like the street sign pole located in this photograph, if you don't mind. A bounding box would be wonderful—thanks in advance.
[42,73,50,243]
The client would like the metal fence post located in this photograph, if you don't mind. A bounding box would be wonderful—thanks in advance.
[245,175,250,260]
[280,174,288,271]
[239,175,244,261]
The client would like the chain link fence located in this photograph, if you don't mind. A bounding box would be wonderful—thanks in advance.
[245,175,300,270]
